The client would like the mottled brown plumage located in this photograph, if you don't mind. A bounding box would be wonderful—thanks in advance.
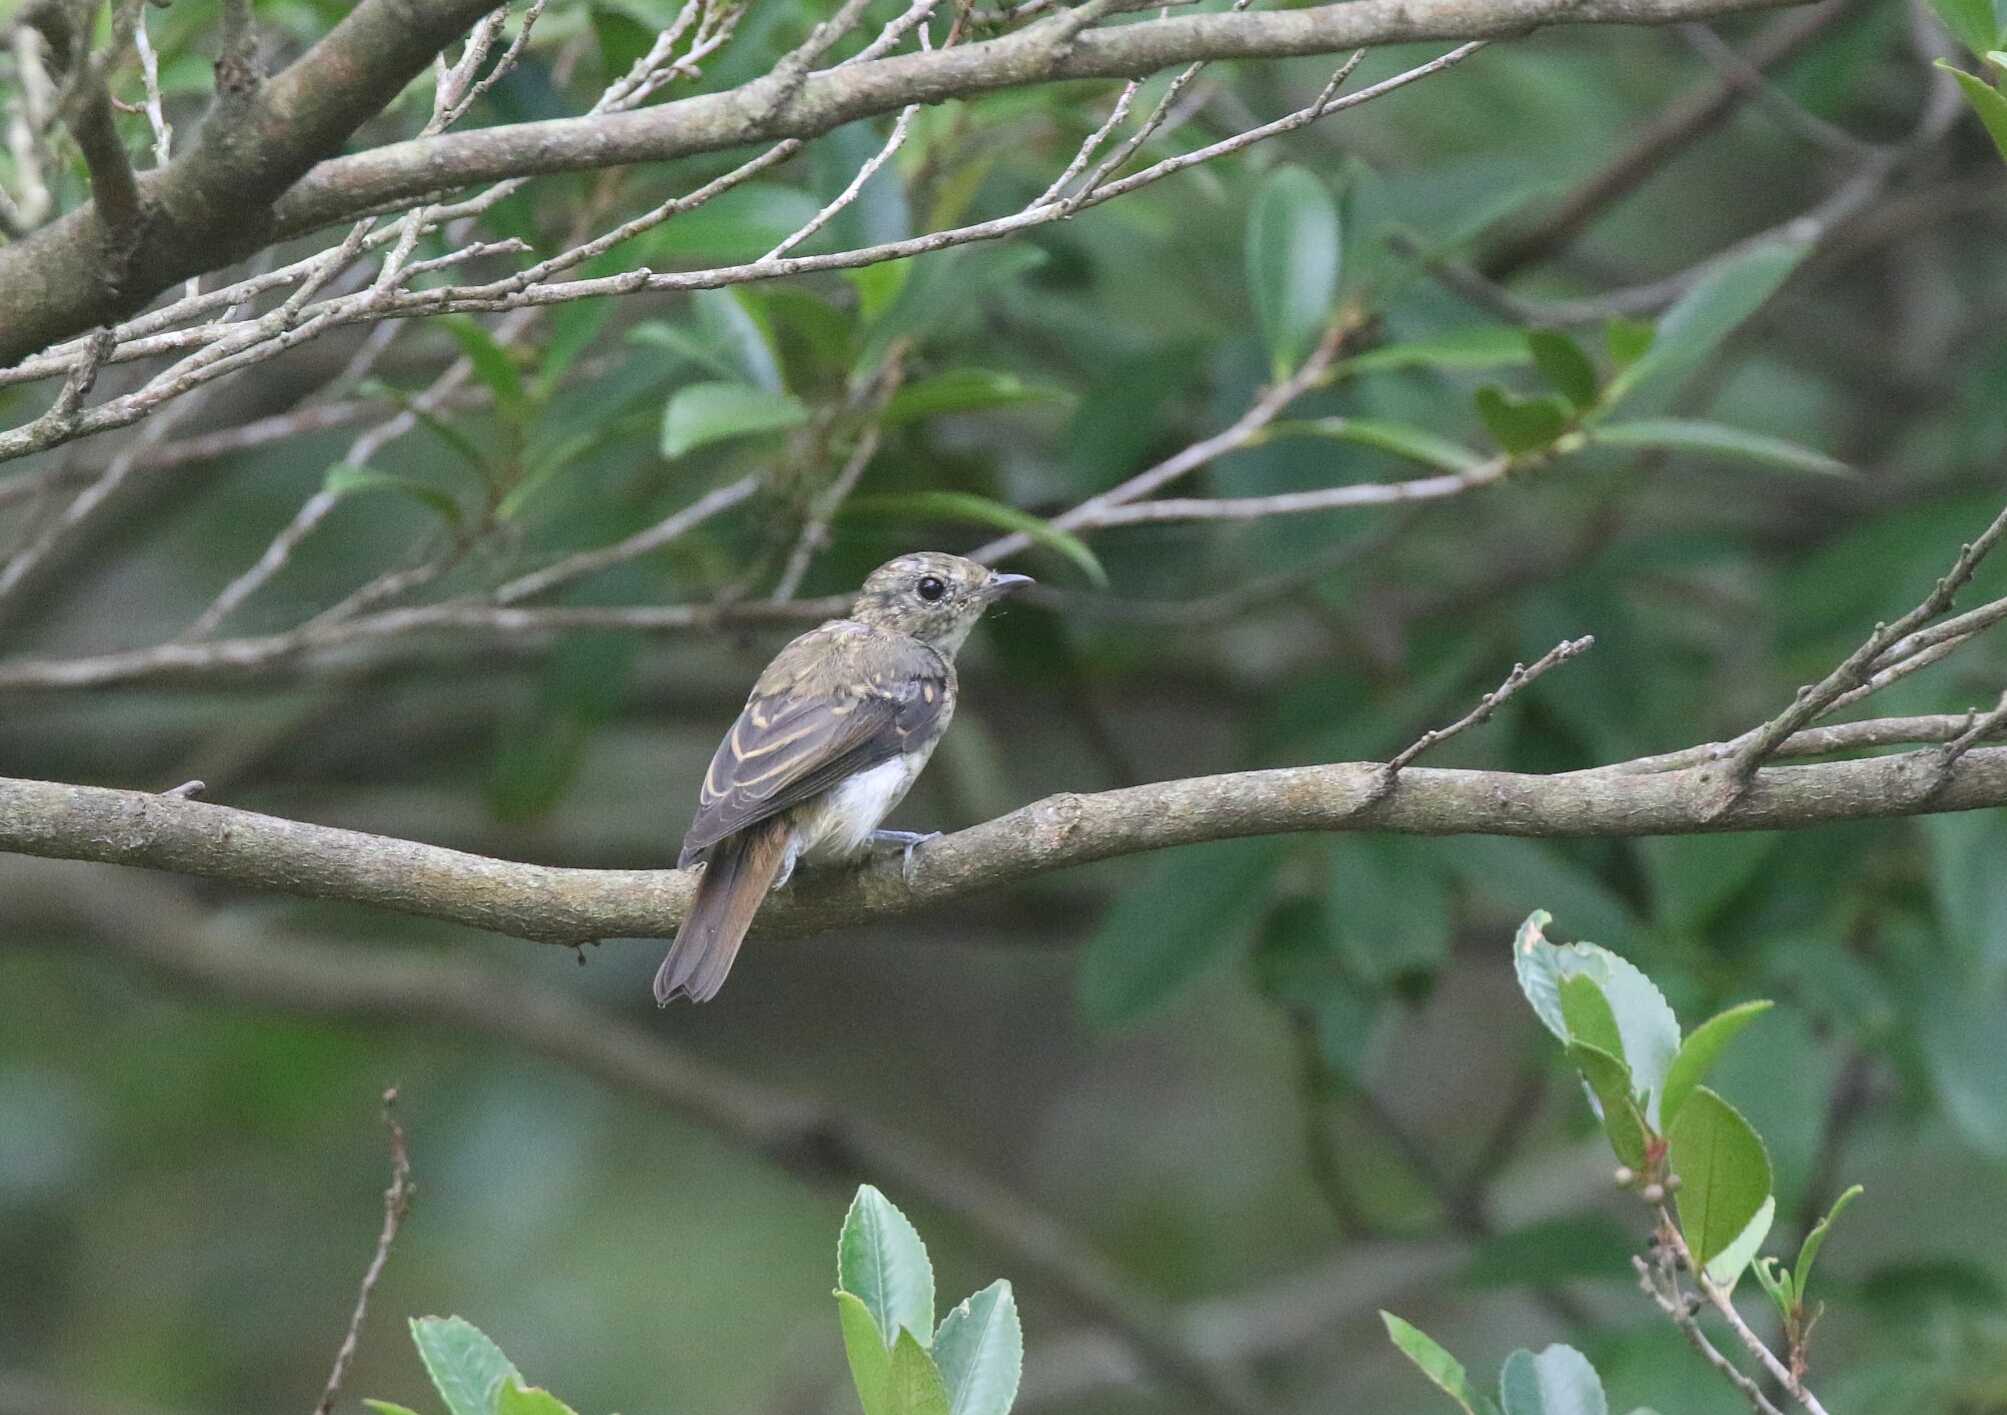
[655,553,1031,1004]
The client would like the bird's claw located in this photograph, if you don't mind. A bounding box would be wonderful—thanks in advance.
[868,829,942,885]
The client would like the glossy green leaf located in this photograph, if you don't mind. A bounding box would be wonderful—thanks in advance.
[838,1185,936,1349]
[1514,919,1680,1119]
[1704,1192,1774,1292]
[1587,419,1848,476]
[1499,1344,1609,1415]
[1559,974,1625,1060]
[842,492,1105,586]
[1930,0,2002,57]
[495,1378,579,1415]
[838,1291,896,1415]
[1568,1040,1649,1170]
[1381,1312,1487,1415]
[409,1317,519,1415]
[932,1281,1022,1415]
[1475,386,1570,455]
[1246,165,1341,376]
[322,465,463,527]
[1668,1086,1774,1273]
[440,315,530,427]
[881,369,1071,426]
[364,1402,424,1415]
[1526,330,1599,411]
[1793,1184,1863,1305]
[1078,838,1286,1026]
[1660,1000,1772,1126]
[1337,325,1531,377]
[1600,239,1809,413]
[1266,417,1486,472]
[889,1329,953,1415]
[660,381,807,458]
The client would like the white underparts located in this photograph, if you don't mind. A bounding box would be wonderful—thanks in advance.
[793,752,929,865]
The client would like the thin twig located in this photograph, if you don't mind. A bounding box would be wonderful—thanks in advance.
[1715,498,2007,808]
[314,1089,415,1415]
[1634,1253,1787,1415]
[1656,1212,1832,1415]
[1383,636,1596,777]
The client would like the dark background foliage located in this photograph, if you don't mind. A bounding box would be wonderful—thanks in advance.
[2,0,2006,1412]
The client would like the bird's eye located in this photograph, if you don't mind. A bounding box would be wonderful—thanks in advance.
[916,575,947,602]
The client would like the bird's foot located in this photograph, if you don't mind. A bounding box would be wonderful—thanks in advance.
[868,829,942,885]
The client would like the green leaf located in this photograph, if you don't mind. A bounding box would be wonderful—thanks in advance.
[848,261,912,326]
[881,369,1070,426]
[1793,1184,1863,1304]
[356,379,492,476]
[838,1185,936,1349]
[364,1402,424,1415]
[1704,1192,1775,1292]
[1559,974,1625,1060]
[1078,838,1285,1026]
[1927,810,2007,980]
[1381,1312,1487,1415]
[838,1291,896,1415]
[1475,386,1570,455]
[322,465,464,527]
[1526,331,1599,411]
[1568,1040,1649,1170]
[1919,976,2007,1156]
[441,315,530,427]
[842,491,1106,587]
[1600,240,1810,413]
[1753,1256,1795,1321]
[857,247,1045,371]
[1660,1001,1773,1126]
[1246,165,1341,377]
[1605,318,1655,370]
[1498,1344,1609,1415]
[1327,835,1453,987]
[1448,840,1639,944]
[1513,911,1568,1041]
[1266,417,1486,472]
[495,1379,579,1415]
[1338,325,1531,377]
[1930,0,2002,56]
[408,1318,520,1415]
[1514,919,1681,1120]
[1668,1086,1774,1273]
[889,1329,953,1415]
[1587,419,1848,476]
[932,1281,1022,1415]
[660,381,807,458]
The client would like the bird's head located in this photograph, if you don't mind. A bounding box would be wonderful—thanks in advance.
[850,552,1032,653]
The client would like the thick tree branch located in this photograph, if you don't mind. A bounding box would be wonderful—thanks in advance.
[4,737,2005,947]
[0,0,1810,369]
[0,0,500,366]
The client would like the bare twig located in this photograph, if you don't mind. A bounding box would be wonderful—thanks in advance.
[493,476,765,606]
[1634,1253,1787,1415]
[1656,1212,1832,1415]
[313,1090,415,1415]
[1386,637,1597,775]
[1714,499,2007,810]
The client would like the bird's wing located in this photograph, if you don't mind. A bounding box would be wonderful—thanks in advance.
[679,626,949,860]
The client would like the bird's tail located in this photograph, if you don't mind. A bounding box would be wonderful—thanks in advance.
[654,817,792,1004]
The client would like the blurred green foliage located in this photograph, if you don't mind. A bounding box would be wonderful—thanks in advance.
[4,0,2007,1410]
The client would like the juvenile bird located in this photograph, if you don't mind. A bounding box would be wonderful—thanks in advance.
[654,552,1032,1004]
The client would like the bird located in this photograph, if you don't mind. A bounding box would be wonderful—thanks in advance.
[654,551,1033,1004]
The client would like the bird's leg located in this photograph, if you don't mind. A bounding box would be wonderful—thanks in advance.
[867,829,942,884]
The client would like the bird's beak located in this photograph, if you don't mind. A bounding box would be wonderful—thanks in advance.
[982,572,1035,599]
